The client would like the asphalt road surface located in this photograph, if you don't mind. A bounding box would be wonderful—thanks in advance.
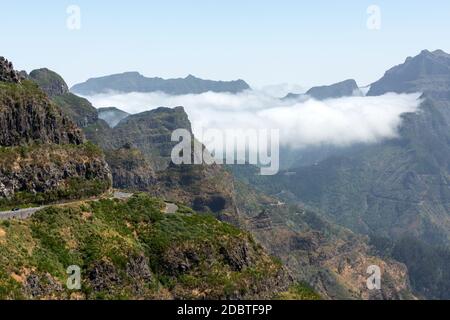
[0,191,134,221]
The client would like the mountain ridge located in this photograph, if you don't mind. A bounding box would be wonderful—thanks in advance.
[71,72,251,95]
[283,79,360,101]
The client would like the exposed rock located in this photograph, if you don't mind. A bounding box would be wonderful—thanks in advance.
[249,210,273,230]
[126,255,153,282]
[368,49,450,98]
[88,260,121,292]
[108,106,192,170]
[0,57,21,83]
[29,68,69,97]
[219,240,253,271]
[163,245,206,276]
[0,144,111,200]
[0,80,84,147]
[104,146,156,191]
[25,273,63,298]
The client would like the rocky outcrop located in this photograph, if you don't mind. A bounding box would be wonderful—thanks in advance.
[25,273,64,299]
[161,233,293,300]
[104,145,156,191]
[0,80,84,147]
[0,57,22,83]
[29,68,69,97]
[0,144,111,203]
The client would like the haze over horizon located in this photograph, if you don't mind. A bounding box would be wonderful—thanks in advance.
[2,1,450,88]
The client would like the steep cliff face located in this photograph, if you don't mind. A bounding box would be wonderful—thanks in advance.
[234,181,415,300]
[108,107,191,171]
[0,58,111,207]
[0,144,111,207]
[0,80,84,147]
[103,145,156,191]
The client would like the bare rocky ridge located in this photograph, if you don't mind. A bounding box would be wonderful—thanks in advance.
[0,68,84,147]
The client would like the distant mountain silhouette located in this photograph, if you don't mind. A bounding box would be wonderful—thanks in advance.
[71,72,250,95]
[368,49,450,99]
[283,79,360,101]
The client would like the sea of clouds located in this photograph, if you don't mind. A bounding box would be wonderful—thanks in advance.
[82,90,422,150]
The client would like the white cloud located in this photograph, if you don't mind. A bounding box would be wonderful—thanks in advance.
[81,90,422,150]
[258,83,306,98]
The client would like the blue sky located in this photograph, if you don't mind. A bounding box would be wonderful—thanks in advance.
[1,0,450,88]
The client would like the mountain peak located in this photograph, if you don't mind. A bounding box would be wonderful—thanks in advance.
[0,57,22,83]
[305,79,359,100]
[368,49,450,97]
[29,68,69,97]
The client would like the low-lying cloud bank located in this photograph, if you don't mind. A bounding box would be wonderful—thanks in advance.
[82,91,422,150]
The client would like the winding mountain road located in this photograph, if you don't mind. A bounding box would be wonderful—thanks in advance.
[0,191,134,221]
